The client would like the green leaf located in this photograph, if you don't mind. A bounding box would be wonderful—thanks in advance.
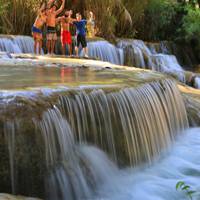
[187,190,196,195]
[176,181,185,190]
[182,185,190,191]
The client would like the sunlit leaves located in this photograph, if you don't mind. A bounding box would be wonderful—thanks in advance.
[176,181,196,200]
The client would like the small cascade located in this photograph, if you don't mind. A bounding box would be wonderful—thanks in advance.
[57,80,188,165]
[81,41,124,65]
[0,35,34,53]
[147,41,170,55]
[36,106,92,200]
[147,41,198,68]
[92,128,200,200]
[118,39,152,68]
[0,37,22,53]
[4,122,16,194]
[118,39,186,82]
[1,79,189,199]
[151,54,185,82]
[13,36,35,53]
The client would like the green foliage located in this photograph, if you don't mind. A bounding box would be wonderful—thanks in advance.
[0,0,147,41]
[84,0,118,40]
[139,0,179,41]
[0,0,199,51]
[0,0,41,35]
[175,4,200,61]
[115,0,148,38]
[79,0,147,40]
[0,0,9,32]
[176,181,196,200]
[0,0,9,15]
[182,5,200,40]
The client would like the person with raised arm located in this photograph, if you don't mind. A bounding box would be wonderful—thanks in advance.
[32,2,47,54]
[56,10,73,56]
[46,0,65,55]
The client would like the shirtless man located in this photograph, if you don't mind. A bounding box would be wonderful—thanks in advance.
[46,0,65,54]
[32,3,47,54]
[56,10,73,56]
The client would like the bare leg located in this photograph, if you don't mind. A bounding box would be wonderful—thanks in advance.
[39,40,42,55]
[75,46,79,56]
[83,47,88,57]
[68,44,72,56]
[47,40,51,54]
[34,40,37,54]
[62,44,66,55]
[51,40,56,54]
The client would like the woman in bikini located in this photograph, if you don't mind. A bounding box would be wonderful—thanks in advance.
[32,3,47,54]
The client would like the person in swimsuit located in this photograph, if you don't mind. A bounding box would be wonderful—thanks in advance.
[56,10,73,56]
[46,0,65,55]
[32,3,47,54]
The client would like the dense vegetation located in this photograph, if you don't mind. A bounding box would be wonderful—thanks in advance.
[0,0,200,49]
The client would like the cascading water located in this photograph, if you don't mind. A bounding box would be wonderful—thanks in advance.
[194,77,200,89]
[57,80,188,165]
[0,35,197,90]
[36,106,92,200]
[117,39,186,82]
[1,79,189,199]
[0,33,199,200]
[0,35,35,53]
[147,40,198,68]
[90,128,200,200]
[81,40,124,65]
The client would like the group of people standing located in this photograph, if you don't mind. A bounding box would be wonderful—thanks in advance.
[32,0,95,57]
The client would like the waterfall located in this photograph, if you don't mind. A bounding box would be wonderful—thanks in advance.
[16,79,186,199]
[81,41,124,65]
[118,39,186,82]
[0,35,34,53]
[36,106,92,200]
[90,128,200,200]
[1,79,189,199]
[57,80,188,165]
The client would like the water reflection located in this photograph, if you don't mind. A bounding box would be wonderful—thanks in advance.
[0,65,119,90]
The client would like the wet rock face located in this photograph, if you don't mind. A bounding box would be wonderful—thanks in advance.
[0,119,46,198]
[183,95,200,126]
[0,127,10,193]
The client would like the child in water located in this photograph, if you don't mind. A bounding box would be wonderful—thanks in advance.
[32,3,47,54]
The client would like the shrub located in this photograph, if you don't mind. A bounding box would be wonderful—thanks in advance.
[0,0,41,35]
[138,0,179,41]
[175,5,200,61]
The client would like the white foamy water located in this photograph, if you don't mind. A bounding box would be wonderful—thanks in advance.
[81,41,124,65]
[118,39,186,82]
[195,77,200,89]
[0,36,35,53]
[91,128,200,200]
